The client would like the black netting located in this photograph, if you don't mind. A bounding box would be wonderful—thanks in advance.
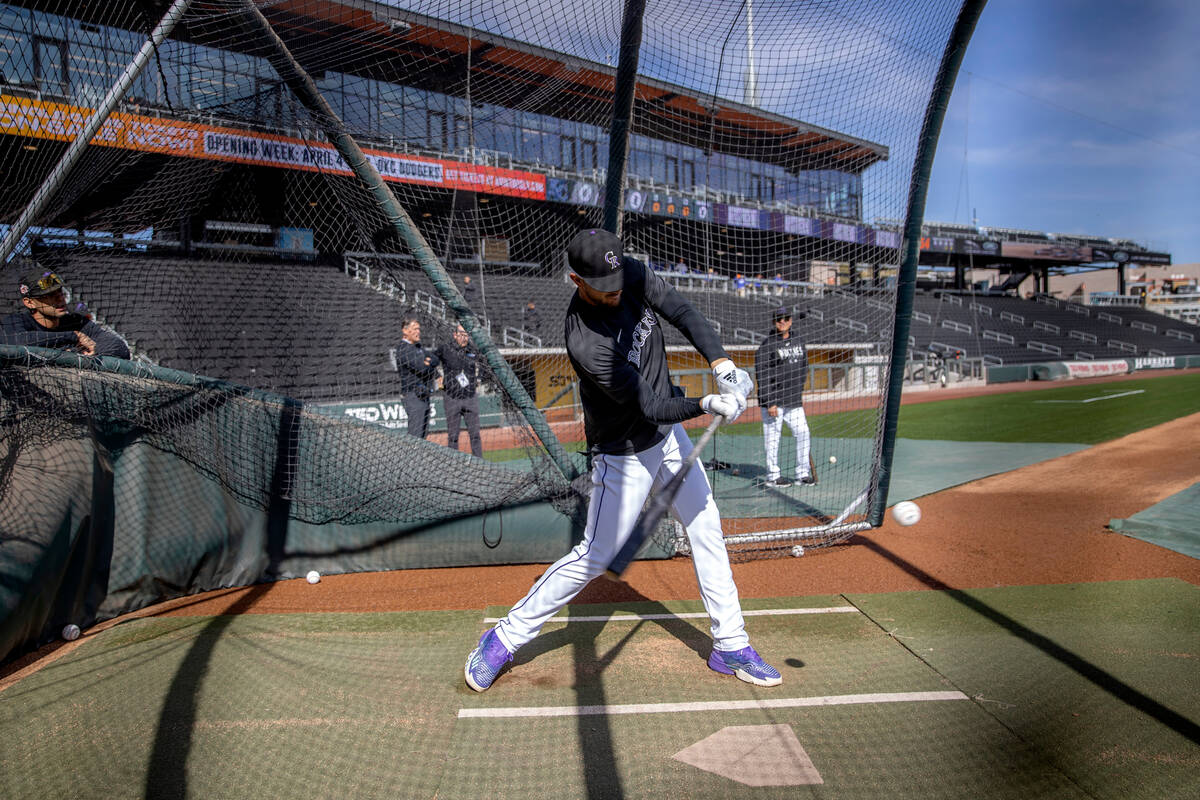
[1,0,968,661]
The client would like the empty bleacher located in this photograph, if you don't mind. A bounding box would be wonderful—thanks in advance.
[49,253,1199,403]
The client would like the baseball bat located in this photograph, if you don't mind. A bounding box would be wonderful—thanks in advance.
[604,415,724,580]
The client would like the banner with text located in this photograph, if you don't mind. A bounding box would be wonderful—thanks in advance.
[0,95,545,200]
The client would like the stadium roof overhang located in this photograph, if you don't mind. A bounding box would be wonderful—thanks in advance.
[34,0,887,176]
[264,0,889,174]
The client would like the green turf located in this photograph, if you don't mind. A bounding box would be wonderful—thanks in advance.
[722,371,1200,445]
[848,579,1200,800]
[14,591,1192,799]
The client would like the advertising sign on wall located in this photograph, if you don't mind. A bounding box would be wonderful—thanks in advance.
[1000,242,1090,261]
[0,95,545,200]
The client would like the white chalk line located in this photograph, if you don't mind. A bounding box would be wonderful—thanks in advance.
[483,606,860,624]
[458,690,969,719]
[1034,389,1145,404]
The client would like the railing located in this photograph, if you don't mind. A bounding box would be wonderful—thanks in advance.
[904,350,985,385]
[502,327,542,348]
[835,317,869,334]
[345,255,407,302]
[1032,320,1059,335]
[1026,340,1061,356]
[940,319,971,333]
[732,328,765,344]
[1089,293,1142,307]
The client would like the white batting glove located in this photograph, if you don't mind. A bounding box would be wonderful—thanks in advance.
[712,360,753,399]
[700,393,742,422]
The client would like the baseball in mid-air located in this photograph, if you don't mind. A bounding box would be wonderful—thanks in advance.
[891,501,921,527]
[828,456,837,465]
[306,570,321,584]
[61,624,81,641]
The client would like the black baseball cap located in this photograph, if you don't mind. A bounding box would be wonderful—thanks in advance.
[566,228,625,292]
[18,266,65,298]
[772,306,792,320]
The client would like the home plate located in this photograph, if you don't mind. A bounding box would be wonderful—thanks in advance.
[672,724,823,786]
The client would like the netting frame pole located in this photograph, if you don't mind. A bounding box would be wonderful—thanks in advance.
[871,0,988,526]
[0,0,194,265]
[601,0,648,235]
[234,1,579,486]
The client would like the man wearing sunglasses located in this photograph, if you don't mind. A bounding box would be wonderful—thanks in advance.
[1,264,130,359]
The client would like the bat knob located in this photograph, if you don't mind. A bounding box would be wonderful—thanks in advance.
[601,569,624,582]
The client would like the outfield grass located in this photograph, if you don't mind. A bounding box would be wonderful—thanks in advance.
[736,372,1200,445]
[484,372,1200,462]
[892,372,1200,443]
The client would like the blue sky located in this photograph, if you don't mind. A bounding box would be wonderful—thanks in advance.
[392,1,1197,262]
[924,0,1200,263]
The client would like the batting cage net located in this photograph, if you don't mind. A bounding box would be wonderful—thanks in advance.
[0,0,967,659]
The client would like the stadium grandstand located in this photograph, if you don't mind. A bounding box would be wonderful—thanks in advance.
[0,0,1195,564]
[1,0,1192,403]
[3,0,1199,671]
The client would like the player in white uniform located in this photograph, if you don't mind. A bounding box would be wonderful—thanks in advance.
[464,228,781,691]
[754,306,813,486]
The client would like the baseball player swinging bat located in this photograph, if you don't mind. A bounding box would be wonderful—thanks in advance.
[605,415,725,580]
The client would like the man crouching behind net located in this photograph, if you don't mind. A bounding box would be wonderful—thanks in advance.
[464,228,781,692]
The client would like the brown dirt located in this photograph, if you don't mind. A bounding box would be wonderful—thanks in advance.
[4,373,1199,685]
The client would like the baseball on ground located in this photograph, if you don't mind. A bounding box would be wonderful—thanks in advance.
[62,624,81,641]
[891,501,921,527]
[306,570,321,584]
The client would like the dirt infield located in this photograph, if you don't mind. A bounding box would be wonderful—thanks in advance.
[147,404,1200,619]
[4,375,1198,686]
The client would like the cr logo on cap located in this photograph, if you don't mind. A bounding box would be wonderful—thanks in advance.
[604,251,619,270]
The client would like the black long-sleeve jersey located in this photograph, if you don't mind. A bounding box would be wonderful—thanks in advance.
[565,257,727,455]
[753,330,808,408]
[395,339,440,398]
[435,339,479,399]
[0,310,130,359]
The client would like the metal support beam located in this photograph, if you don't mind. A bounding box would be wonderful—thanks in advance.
[601,0,647,235]
[872,0,988,527]
[235,0,579,486]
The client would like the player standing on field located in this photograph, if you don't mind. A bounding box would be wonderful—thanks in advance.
[754,306,813,486]
[395,312,440,439]
[464,228,782,692]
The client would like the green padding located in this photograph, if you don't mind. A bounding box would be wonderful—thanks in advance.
[1,439,580,665]
[848,579,1200,800]
[886,438,1088,501]
[1031,362,1070,381]
[100,444,580,608]
[986,364,1034,383]
[1109,482,1200,559]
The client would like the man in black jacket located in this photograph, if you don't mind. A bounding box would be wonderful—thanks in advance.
[464,228,781,693]
[436,323,483,457]
[1,265,129,359]
[395,312,440,438]
[753,306,812,486]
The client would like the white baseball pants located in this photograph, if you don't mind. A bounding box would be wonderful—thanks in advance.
[763,406,811,481]
[495,423,749,653]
